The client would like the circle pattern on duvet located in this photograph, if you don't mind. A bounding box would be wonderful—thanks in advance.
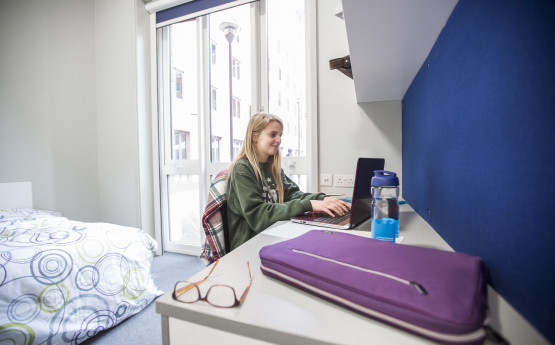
[30,249,73,285]
[123,241,152,263]
[0,264,6,286]
[1,247,42,264]
[114,301,131,319]
[106,229,131,249]
[7,294,40,323]
[123,267,147,300]
[76,237,109,264]
[31,229,85,245]
[93,253,130,296]
[0,322,35,345]
[49,294,111,343]
[72,309,116,343]
[75,265,100,291]
[38,283,69,313]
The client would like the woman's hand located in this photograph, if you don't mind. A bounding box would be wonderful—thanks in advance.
[310,197,351,217]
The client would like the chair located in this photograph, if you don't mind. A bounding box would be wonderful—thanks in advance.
[200,170,230,264]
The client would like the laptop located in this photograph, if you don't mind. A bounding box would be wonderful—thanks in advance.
[291,158,385,229]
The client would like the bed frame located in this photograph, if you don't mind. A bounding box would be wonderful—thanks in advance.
[0,181,33,208]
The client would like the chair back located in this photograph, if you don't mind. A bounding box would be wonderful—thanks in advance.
[200,170,229,264]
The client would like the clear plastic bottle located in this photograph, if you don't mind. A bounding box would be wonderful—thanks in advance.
[371,171,400,242]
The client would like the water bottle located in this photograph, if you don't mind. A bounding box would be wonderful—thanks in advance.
[371,170,400,242]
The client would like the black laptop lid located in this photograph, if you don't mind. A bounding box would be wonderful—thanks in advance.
[350,158,385,226]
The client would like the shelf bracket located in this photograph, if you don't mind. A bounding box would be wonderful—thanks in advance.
[329,55,352,79]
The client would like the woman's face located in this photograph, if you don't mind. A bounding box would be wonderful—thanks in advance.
[254,121,283,162]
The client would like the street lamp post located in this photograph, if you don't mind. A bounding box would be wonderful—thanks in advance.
[219,21,239,161]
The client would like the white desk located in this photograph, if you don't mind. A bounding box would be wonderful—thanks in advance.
[155,204,547,345]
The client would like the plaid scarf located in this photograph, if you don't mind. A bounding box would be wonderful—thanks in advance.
[200,170,228,264]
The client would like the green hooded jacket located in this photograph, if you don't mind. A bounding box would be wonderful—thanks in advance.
[226,158,325,250]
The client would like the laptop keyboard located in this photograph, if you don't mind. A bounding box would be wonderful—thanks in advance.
[315,213,349,224]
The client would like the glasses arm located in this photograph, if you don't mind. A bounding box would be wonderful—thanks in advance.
[238,262,252,304]
[174,259,220,296]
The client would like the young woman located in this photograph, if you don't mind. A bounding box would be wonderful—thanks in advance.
[226,113,351,250]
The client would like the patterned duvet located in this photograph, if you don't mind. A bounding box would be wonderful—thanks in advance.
[0,209,162,344]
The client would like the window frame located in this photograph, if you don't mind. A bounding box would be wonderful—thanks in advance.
[149,0,319,254]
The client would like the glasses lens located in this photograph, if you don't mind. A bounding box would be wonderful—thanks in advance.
[206,285,236,307]
[175,281,200,303]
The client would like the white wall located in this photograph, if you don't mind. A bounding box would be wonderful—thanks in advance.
[0,0,100,221]
[95,0,143,228]
[316,0,403,196]
[0,0,153,233]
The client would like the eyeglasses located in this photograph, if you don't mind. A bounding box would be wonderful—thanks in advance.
[172,260,252,308]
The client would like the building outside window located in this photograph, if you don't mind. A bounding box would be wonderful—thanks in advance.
[233,139,243,158]
[232,57,240,79]
[211,87,217,110]
[211,41,217,64]
[232,97,241,118]
[175,68,183,99]
[173,130,189,160]
[211,136,221,162]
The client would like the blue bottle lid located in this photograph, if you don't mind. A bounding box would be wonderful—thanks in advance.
[371,170,399,187]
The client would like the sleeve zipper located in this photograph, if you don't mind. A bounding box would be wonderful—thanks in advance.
[292,249,428,296]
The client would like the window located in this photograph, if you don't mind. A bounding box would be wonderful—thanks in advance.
[175,68,183,99]
[232,58,240,79]
[173,130,189,160]
[232,97,241,118]
[211,136,221,162]
[209,6,252,163]
[233,139,243,158]
[211,41,217,64]
[211,87,217,110]
[267,0,309,165]
[156,0,315,254]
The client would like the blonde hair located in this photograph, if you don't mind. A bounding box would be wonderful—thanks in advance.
[229,113,285,203]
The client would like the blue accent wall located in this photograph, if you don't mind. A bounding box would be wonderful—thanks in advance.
[402,0,555,342]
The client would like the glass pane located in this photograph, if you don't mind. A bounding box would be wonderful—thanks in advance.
[209,4,253,162]
[267,0,306,158]
[289,174,307,193]
[170,20,199,161]
[168,174,201,246]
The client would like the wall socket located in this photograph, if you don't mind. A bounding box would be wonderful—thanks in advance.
[320,174,333,187]
[335,174,355,187]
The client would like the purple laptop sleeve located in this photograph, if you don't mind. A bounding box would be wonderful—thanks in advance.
[259,230,488,345]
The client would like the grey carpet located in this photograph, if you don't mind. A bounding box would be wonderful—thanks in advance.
[83,252,206,345]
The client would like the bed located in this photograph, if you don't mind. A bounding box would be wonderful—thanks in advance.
[0,182,162,344]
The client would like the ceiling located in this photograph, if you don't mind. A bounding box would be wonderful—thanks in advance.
[341,0,458,103]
